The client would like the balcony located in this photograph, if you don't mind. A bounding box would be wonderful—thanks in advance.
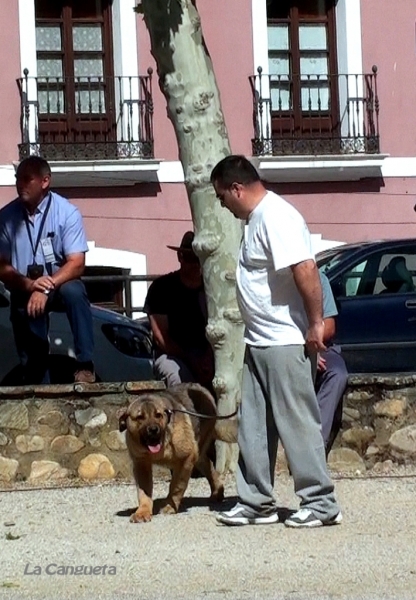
[16,69,158,185]
[249,66,387,182]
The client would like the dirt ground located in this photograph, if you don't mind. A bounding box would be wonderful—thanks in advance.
[1,470,416,600]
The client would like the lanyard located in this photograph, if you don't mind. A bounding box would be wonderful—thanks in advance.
[24,194,52,262]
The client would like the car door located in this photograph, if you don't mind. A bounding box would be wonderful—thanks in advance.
[329,244,416,372]
[0,285,21,383]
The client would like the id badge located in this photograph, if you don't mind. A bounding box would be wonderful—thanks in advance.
[41,237,55,264]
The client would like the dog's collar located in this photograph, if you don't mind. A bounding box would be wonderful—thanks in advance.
[165,409,173,424]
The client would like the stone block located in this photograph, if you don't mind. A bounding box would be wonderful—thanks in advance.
[75,407,102,426]
[51,435,85,454]
[74,382,124,395]
[15,435,45,454]
[33,385,75,397]
[345,390,374,402]
[342,407,361,423]
[374,399,406,418]
[37,410,69,430]
[125,380,165,393]
[105,430,127,451]
[29,460,69,482]
[365,445,380,457]
[389,425,416,458]
[372,459,394,474]
[0,456,19,482]
[341,426,375,451]
[84,412,107,429]
[327,447,366,473]
[78,453,115,480]
[0,402,29,430]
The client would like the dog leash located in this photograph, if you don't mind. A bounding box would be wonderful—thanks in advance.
[165,407,238,421]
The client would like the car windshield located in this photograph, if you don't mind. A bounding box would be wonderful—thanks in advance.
[317,246,359,274]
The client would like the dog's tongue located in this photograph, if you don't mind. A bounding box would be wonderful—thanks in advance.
[148,444,161,454]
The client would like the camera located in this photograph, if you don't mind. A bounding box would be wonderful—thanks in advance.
[27,263,44,280]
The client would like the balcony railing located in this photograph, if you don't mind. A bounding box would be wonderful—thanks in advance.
[17,69,154,161]
[250,66,380,156]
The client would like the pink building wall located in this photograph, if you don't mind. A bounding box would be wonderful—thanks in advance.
[0,1,416,276]
[361,0,416,157]
[136,0,254,161]
[275,0,416,245]
[272,178,416,244]
[0,2,23,165]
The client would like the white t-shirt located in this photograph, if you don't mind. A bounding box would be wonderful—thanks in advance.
[236,191,315,346]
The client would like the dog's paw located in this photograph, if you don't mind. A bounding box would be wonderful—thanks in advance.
[209,485,225,504]
[159,503,177,516]
[130,509,152,523]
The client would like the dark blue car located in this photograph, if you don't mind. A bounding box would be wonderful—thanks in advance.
[317,238,416,374]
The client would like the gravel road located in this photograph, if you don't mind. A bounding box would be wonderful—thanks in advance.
[1,473,416,600]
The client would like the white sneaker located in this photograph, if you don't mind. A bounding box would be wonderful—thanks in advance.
[216,503,279,526]
[284,508,343,528]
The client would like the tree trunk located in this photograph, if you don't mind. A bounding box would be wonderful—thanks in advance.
[140,0,244,472]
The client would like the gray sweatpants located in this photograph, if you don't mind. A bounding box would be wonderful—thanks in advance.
[237,344,340,520]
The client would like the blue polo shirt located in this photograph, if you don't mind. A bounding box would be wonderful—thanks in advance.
[0,191,88,276]
[320,270,338,319]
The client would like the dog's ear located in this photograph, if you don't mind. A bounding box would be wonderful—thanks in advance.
[116,407,128,432]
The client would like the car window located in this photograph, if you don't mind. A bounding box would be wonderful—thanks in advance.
[375,252,416,294]
[343,260,368,296]
[317,246,355,273]
[333,248,416,298]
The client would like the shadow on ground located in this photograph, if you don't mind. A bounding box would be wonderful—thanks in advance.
[115,495,294,522]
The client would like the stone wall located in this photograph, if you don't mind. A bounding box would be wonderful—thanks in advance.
[328,374,416,474]
[1,374,416,487]
[0,381,165,486]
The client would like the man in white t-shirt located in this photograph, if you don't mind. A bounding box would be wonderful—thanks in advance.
[210,155,341,528]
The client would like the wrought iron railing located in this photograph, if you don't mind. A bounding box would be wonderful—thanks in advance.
[250,66,380,156]
[17,69,154,161]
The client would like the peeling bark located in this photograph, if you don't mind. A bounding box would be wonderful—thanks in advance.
[140,0,244,472]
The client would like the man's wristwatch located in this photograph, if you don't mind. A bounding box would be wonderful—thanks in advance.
[43,289,51,296]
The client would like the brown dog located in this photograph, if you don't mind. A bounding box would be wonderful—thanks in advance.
[118,383,237,523]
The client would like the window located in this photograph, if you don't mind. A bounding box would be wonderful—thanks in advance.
[334,251,416,298]
[251,0,383,168]
[266,0,339,141]
[18,0,157,174]
[35,0,116,153]
[83,265,129,313]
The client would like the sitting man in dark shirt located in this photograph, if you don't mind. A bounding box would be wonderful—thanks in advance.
[144,231,215,392]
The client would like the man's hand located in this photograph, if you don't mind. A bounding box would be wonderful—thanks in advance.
[317,353,327,372]
[291,260,326,354]
[30,275,55,294]
[27,291,48,318]
[305,321,327,354]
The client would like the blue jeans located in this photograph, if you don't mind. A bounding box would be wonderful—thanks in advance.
[10,280,94,384]
[315,344,348,452]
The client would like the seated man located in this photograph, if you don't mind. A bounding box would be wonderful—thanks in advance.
[144,231,214,392]
[317,272,349,456]
[0,156,95,385]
